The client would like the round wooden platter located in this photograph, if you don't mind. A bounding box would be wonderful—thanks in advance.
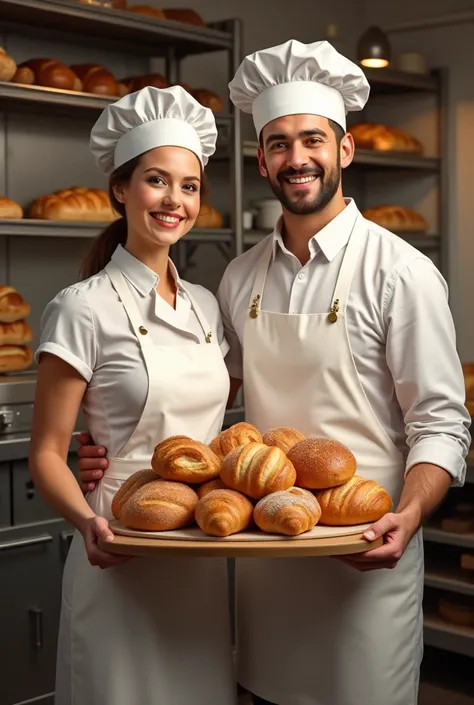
[98,521,383,558]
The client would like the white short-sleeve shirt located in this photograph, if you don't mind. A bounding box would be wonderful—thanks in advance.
[36,245,229,456]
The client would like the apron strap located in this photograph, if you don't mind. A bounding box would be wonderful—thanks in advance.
[247,236,274,318]
[179,281,214,344]
[330,213,367,313]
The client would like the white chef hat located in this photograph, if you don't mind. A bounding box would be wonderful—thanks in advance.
[229,39,370,135]
[90,85,217,175]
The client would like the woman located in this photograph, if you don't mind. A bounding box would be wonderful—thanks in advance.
[29,85,236,705]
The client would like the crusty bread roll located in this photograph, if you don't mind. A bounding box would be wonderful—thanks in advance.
[119,72,168,95]
[121,479,198,530]
[70,63,119,96]
[11,66,34,85]
[28,187,117,222]
[0,47,17,82]
[0,197,23,219]
[0,287,31,323]
[254,487,321,536]
[152,435,221,484]
[288,437,356,489]
[262,427,306,454]
[195,489,254,537]
[129,4,166,18]
[195,203,223,229]
[196,478,228,499]
[192,88,223,112]
[209,421,262,461]
[111,469,156,520]
[15,58,80,91]
[0,321,33,346]
[220,442,296,500]
[315,475,392,526]
[349,122,423,154]
[0,345,33,373]
[363,205,428,233]
[163,8,204,25]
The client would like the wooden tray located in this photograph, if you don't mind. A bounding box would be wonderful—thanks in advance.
[98,520,383,558]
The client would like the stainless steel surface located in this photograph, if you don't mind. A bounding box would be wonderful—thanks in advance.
[423,527,474,550]
[0,403,34,434]
[0,373,36,404]
[0,533,53,551]
[423,615,474,659]
[424,571,474,598]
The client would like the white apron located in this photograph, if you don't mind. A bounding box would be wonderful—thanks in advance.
[237,215,424,705]
[55,262,236,705]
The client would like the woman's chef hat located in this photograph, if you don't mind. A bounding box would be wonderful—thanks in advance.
[90,85,217,175]
[229,39,370,136]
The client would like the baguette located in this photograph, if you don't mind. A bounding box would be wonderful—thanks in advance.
[152,435,221,484]
[195,489,254,537]
[120,479,198,530]
[111,469,157,520]
[0,345,33,373]
[0,197,23,219]
[315,475,392,526]
[220,442,296,500]
[288,437,356,489]
[254,487,321,536]
[28,187,117,222]
[0,286,31,323]
[0,321,33,346]
[262,426,306,454]
[196,478,228,499]
[209,421,262,461]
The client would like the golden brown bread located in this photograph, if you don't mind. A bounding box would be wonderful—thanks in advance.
[196,478,228,499]
[315,475,392,526]
[209,421,262,461]
[11,66,34,85]
[163,8,204,25]
[191,88,223,112]
[152,435,221,484]
[0,286,31,323]
[220,442,296,500]
[195,203,223,229]
[15,58,80,91]
[70,63,119,96]
[195,489,254,537]
[111,469,157,520]
[262,427,306,454]
[0,345,33,373]
[349,122,423,153]
[0,48,17,82]
[129,4,166,18]
[121,479,198,530]
[0,197,23,219]
[28,187,117,222]
[254,487,321,536]
[461,553,474,572]
[288,437,356,490]
[119,72,168,95]
[438,597,474,627]
[0,321,33,346]
[363,205,428,233]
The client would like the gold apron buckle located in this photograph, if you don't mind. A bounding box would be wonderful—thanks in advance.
[205,331,212,343]
[327,298,340,324]
[138,325,148,335]
[249,294,261,319]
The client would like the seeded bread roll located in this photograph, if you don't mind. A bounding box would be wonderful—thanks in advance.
[220,442,296,500]
[152,435,221,483]
[111,469,157,520]
[315,475,392,526]
[209,421,262,461]
[254,487,321,536]
[121,479,198,530]
[195,489,254,537]
[288,437,356,489]
[262,427,306,454]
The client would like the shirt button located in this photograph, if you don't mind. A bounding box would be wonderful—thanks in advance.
[298,272,305,280]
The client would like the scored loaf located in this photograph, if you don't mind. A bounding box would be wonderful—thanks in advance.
[0,286,31,323]
[363,205,428,233]
[220,442,296,500]
[195,489,254,537]
[0,345,33,373]
[70,63,119,96]
[254,487,321,536]
[111,469,157,520]
[315,475,392,526]
[0,321,33,346]
[0,197,23,219]
[14,58,81,91]
[152,435,221,484]
[262,426,306,454]
[209,421,262,460]
[120,479,198,530]
[349,122,423,154]
[28,187,117,222]
[288,437,356,490]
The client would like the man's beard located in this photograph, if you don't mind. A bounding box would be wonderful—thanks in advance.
[268,158,341,216]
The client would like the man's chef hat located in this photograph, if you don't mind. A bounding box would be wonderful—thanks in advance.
[90,85,217,175]
[229,39,370,136]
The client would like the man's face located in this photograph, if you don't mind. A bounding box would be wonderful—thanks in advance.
[258,114,348,216]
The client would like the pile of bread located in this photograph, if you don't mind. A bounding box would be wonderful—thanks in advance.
[362,205,428,233]
[112,422,393,538]
[349,122,423,154]
[0,286,33,374]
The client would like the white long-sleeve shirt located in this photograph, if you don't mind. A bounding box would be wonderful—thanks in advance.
[217,198,471,485]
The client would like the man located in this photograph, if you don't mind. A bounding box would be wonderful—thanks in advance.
[77,40,471,705]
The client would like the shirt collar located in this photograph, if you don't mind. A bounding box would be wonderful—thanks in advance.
[271,198,359,263]
[110,244,183,297]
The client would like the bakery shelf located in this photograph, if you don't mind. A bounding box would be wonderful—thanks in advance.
[423,526,474,550]
[424,614,474,658]
[0,0,233,57]
[424,570,474,598]
[363,67,439,96]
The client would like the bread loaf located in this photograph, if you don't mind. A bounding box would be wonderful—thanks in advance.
[111,469,157,520]
[0,321,33,346]
[0,197,23,219]
[349,122,423,154]
[209,421,262,461]
[11,66,34,85]
[196,478,228,499]
[220,442,296,500]
[195,489,254,537]
[0,48,17,82]
[254,487,321,536]
[15,58,80,91]
[438,597,474,627]
[70,63,119,96]
[129,5,166,18]
[119,73,167,95]
[363,205,428,233]
[192,88,223,112]
[288,437,356,490]
[152,435,221,483]
[262,427,306,454]
[28,187,117,222]
[195,203,223,228]
[0,345,33,373]
[315,475,392,525]
[121,479,198,530]
[0,287,31,323]
[163,8,204,25]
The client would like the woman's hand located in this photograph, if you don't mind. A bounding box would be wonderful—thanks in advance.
[81,515,131,569]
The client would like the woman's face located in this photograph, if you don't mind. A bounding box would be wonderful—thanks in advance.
[114,146,201,251]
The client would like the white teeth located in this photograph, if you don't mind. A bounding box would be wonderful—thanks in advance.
[151,213,180,223]
[287,175,317,184]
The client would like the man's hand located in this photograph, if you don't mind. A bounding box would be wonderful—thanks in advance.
[76,432,109,493]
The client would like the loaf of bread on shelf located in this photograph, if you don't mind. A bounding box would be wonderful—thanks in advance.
[220,442,296,500]
[349,122,423,154]
[254,487,321,536]
[129,4,166,18]
[191,88,224,112]
[438,597,474,627]
[70,63,119,96]
[0,197,23,219]
[209,422,263,461]
[195,203,223,228]
[461,553,474,572]
[262,427,306,455]
[196,478,228,499]
[120,479,198,530]
[315,475,392,526]
[287,437,356,490]
[363,205,428,233]
[14,58,81,91]
[163,8,205,25]
[0,321,33,346]
[119,72,168,95]
[28,187,117,222]
[152,435,221,483]
[0,47,17,82]
[195,488,254,537]
[111,469,157,520]
[0,286,31,323]
[0,345,33,373]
